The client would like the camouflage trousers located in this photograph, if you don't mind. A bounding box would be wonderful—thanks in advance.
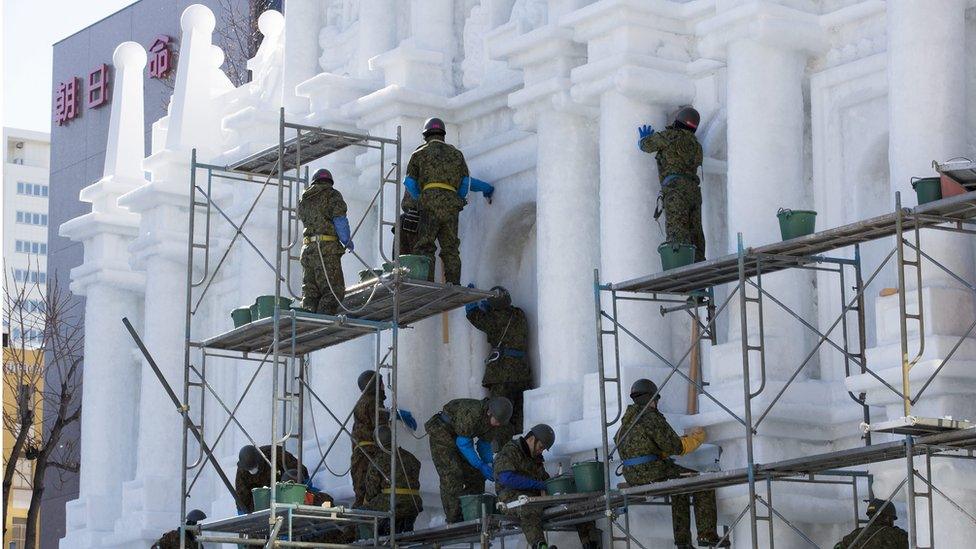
[623,460,717,544]
[663,178,706,262]
[415,189,463,284]
[486,382,528,445]
[301,240,345,314]
[394,210,419,256]
[503,506,602,548]
[350,444,380,507]
[425,420,485,523]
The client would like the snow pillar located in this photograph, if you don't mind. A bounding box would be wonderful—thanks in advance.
[282,0,321,115]
[58,41,148,549]
[492,22,599,441]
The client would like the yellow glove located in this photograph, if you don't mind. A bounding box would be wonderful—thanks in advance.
[680,427,705,455]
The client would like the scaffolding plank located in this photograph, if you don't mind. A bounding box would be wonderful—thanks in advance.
[612,192,976,294]
[196,279,495,355]
[226,128,373,176]
[198,505,387,539]
[937,159,976,188]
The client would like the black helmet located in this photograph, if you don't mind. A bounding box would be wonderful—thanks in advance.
[630,379,660,403]
[487,286,512,310]
[357,370,380,392]
[866,498,897,520]
[185,509,207,525]
[674,106,700,133]
[527,424,555,450]
[376,425,392,449]
[488,396,514,425]
[312,168,334,184]
[237,445,262,471]
[422,117,446,138]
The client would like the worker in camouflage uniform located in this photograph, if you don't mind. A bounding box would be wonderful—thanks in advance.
[614,379,727,548]
[361,425,424,535]
[350,371,417,507]
[424,396,513,523]
[298,168,354,314]
[834,498,908,549]
[393,193,420,256]
[639,106,706,262]
[152,509,206,549]
[404,117,494,284]
[495,424,603,549]
[465,285,532,442]
[235,444,308,513]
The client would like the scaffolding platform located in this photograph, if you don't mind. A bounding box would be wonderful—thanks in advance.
[196,504,388,541]
[870,416,975,436]
[227,124,396,176]
[937,159,976,188]
[389,516,519,547]
[612,192,976,294]
[196,279,494,355]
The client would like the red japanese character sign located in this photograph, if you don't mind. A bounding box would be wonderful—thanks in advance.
[88,64,110,109]
[54,78,80,126]
[148,35,172,79]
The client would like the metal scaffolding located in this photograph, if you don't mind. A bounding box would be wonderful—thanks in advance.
[593,189,976,548]
[132,108,498,548]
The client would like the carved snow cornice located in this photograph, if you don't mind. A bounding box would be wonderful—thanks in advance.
[697,1,828,60]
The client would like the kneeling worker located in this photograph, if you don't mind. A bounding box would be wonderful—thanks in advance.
[298,168,354,314]
[495,424,603,549]
[152,509,206,549]
[833,498,908,548]
[235,444,308,513]
[361,425,423,535]
[614,379,727,548]
[425,396,513,523]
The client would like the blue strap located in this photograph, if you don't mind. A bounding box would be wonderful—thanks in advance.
[661,174,682,188]
[621,455,660,467]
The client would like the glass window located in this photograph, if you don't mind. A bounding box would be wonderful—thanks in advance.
[15,241,23,252]
[41,185,48,197]
[41,214,47,226]
[17,182,25,194]
[16,211,24,223]
[40,243,47,255]
[39,272,46,284]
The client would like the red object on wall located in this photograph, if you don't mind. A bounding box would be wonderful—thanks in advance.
[54,78,80,126]
[87,64,110,109]
[148,35,172,79]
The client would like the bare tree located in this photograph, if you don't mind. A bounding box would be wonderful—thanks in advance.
[215,0,278,86]
[2,261,82,548]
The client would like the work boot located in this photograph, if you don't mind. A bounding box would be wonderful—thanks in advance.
[697,533,731,547]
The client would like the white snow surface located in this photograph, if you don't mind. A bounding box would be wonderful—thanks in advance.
[60,1,976,547]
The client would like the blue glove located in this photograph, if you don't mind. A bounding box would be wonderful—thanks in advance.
[397,409,417,431]
[476,439,494,464]
[638,124,654,149]
[456,436,487,471]
[465,301,478,314]
[498,471,545,491]
[466,283,476,288]
[404,176,420,199]
[332,216,354,251]
[460,177,494,202]
[479,463,494,480]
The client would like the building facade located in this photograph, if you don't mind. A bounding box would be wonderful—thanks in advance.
[58,1,976,548]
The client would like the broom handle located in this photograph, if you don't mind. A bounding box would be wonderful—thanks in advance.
[687,320,700,415]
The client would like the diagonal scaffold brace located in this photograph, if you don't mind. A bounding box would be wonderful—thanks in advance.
[122,316,246,512]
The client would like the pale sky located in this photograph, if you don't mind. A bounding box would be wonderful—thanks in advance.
[3,0,139,133]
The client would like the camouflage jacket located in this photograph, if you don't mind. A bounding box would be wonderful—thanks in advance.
[834,523,909,549]
[493,437,549,503]
[406,138,469,193]
[152,529,193,549]
[298,182,348,238]
[402,193,418,212]
[352,389,390,447]
[235,445,307,512]
[639,126,703,184]
[426,398,495,445]
[362,447,424,517]
[614,404,683,482]
[467,305,532,386]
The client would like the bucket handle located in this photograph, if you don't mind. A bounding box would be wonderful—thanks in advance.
[777,207,792,218]
[910,176,923,189]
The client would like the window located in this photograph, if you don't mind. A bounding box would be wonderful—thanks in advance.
[12,270,46,285]
[10,517,26,548]
[15,182,48,197]
[15,211,46,226]
[10,328,42,345]
[14,240,47,255]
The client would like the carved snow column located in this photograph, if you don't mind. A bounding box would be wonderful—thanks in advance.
[697,4,828,543]
[110,6,224,542]
[855,2,976,546]
[57,42,148,549]
[564,1,698,413]
[491,20,599,448]
[282,1,322,116]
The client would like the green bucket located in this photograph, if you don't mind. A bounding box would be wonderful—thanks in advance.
[254,295,293,320]
[249,302,259,321]
[544,474,577,495]
[460,493,497,521]
[398,255,432,280]
[658,242,697,271]
[252,487,271,511]
[359,268,384,282]
[357,524,373,541]
[275,482,307,505]
[776,208,817,241]
[231,306,252,328]
[912,177,942,205]
[572,461,605,493]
